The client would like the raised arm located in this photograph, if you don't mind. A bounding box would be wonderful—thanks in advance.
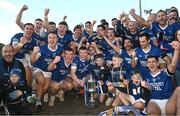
[129,8,151,29]
[47,56,61,71]
[91,42,101,54]
[16,5,28,30]
[167,41,180,73]
[78,36,87,50]
[63,15,67,22]
[103,36,120,54]
[43,8,50,32]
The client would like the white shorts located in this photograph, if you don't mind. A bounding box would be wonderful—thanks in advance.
[25,54,32,67]
[16,58,29,67]
[149,99,168,115]
[33,67,52,79]
[129,95,145,104]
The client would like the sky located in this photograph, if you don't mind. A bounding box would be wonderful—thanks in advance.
[0,0,179,44]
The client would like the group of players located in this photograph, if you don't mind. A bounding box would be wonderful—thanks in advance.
[0,4,180,115]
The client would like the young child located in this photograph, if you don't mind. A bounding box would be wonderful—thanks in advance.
[90,54,110,103]
[106,54,129,106]
[3,69,32,115]
[112,69,150,111]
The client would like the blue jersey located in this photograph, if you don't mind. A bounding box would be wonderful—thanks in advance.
[129,82,142,100]
[51,57,71,82]
[102,40,117,61]
[33,45,63,72]
[135,45,162,78]
[141,27,157,41]
[71,56,90,80]
[150,22,180,42]
[69,34,82,44]
[145,69,173,99]
[120,49,137,76]
[32,32,44,46]
[83,30,97,39]
[57,32,72,49]
[89,35,104,49]
[10,33,37,59]
[158,40,174,54]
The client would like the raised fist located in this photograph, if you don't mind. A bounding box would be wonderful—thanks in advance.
[129,8,136,16]
[171,41,180,50]
[141,81,147,88]
[33,46,40,53]
[131,51,136,57]
[63,15,67,21]
[92,20,97,25]
[21,5,28,11]
[53,56,61,64]
[119,12,125,20]
[20,36,28,45]
[44,8,49,16]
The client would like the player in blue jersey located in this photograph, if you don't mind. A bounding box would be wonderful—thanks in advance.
[70,46,90,89]
[145,41,180,115]
[134,33,171,78]
[112,69,150,111]
[68,25,84,52]
[106,55,129,106]
[89,25,106,49]
[83,21,97,39]
[47,48,74,106]
[121,38,138,74]
[101,28,119,64]
[56,21,72,49]
[15,5,45,46]
[16,5,43,34]
[30,32,63,112]
[11,23,36,86]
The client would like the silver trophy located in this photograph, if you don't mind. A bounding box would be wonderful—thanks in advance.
[86,74,97,108]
